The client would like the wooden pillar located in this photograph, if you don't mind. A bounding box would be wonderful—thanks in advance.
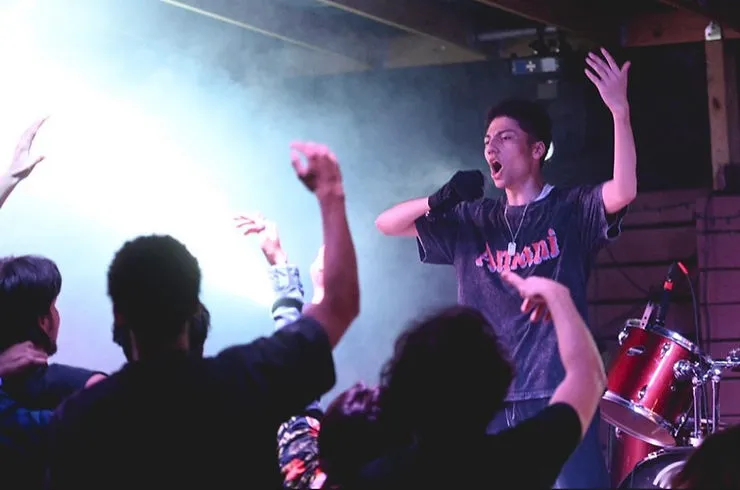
[705,23,740,190]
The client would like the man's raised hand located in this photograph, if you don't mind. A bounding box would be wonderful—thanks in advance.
[585,48,630,116]
[234,212,287,266]
[0,341,48,378]
[290,142,343,198]
[8,117,49,182]
[500,271,571,324]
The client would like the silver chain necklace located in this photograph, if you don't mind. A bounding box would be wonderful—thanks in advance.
[504,203,530,256]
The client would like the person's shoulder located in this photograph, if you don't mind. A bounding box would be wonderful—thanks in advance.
[214,315,329,368]
[553,184,600,202]
[460,197,500,224]
[54,371,121,423]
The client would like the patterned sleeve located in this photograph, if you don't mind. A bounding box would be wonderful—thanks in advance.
[268,264,306,331]
[277,407,326,489]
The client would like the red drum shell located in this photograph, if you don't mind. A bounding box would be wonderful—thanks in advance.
[601,321,706,447]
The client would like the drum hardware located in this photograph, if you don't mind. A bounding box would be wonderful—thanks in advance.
[617,447,694,489]
[615,346,740,488]
[671,350,740,444]
[601,319,706,447]
[602,264,740,487]
[638,302,655,330]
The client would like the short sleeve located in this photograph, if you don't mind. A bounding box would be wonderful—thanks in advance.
[13,364,106,409]
[268,264,305,331]
[573,185,626,252]
[491,403,581,488]
[215,316,335,423]
[414,203,471,265]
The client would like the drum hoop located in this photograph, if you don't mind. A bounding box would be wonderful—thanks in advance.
[642,447,694,462]
[602,391,677,447]
[624,319,703,356]
[619,447,693,489]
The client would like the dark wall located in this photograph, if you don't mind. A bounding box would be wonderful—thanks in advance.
[281,43,713,193]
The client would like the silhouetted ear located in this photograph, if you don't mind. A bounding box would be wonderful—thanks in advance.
[532,141,546,160]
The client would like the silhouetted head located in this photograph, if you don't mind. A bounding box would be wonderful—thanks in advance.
[0,255,62,355]
[108,235,201,359]
[319,382,399,487]
[671,424,740,489]
[484,98,552,187]
[380,305,513,443]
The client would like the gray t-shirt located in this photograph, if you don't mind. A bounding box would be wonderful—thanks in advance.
[415,185,622,401]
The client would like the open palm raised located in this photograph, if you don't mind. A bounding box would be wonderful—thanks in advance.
[585,48,630,116]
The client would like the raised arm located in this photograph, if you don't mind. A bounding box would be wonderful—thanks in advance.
[585,49,637,214]
[0,118,48,210]
[501,271,606,438]
[235,213,305,329]
[375,170,484,237]
[291,142,359,347]
[375,197,429,237]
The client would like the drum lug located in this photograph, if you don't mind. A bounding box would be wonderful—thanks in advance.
[637,385,647,401]
[618,328,628,346]
[660,342,671,359]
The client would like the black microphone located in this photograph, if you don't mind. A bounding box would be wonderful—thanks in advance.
[654,262,679,327]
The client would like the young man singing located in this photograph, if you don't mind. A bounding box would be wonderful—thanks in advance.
[374,48,636,488]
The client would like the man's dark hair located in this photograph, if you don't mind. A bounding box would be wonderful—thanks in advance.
[107,235,201,349]
[319,383,401,487]
[485,98,552,167]
[379,305,513,442]
[113,301,210,359]
[0,255,61,353]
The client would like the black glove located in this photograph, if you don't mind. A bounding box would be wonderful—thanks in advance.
[428,170,484,212]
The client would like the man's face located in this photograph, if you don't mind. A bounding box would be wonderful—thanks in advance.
[484,116,543,189]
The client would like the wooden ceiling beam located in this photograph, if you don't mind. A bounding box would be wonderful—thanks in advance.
[473,0,619,46]
[160,0,376,68]
[623,9,740,47]
[316,0,489,65]
[317,0,481,52]
[654,0,740,33]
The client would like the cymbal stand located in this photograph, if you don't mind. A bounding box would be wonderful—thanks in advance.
[705,348,740,435]
[710,366,721,436]
[690,373,703,445]
[674,359,705,445]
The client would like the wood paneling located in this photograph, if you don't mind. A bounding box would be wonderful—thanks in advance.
[588,264,690,302]
[701,304,740,345]
[697,234,740,269]
[696,196,740,420]
[700,270,740,304]
[624,9,740,47]
[718,378,740,416]
[622,189,704,227]
[596,226,697,265]
[590,302,695,338]
[708,339,740,360]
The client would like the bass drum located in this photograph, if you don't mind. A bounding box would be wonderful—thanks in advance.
[618,447,694,489]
